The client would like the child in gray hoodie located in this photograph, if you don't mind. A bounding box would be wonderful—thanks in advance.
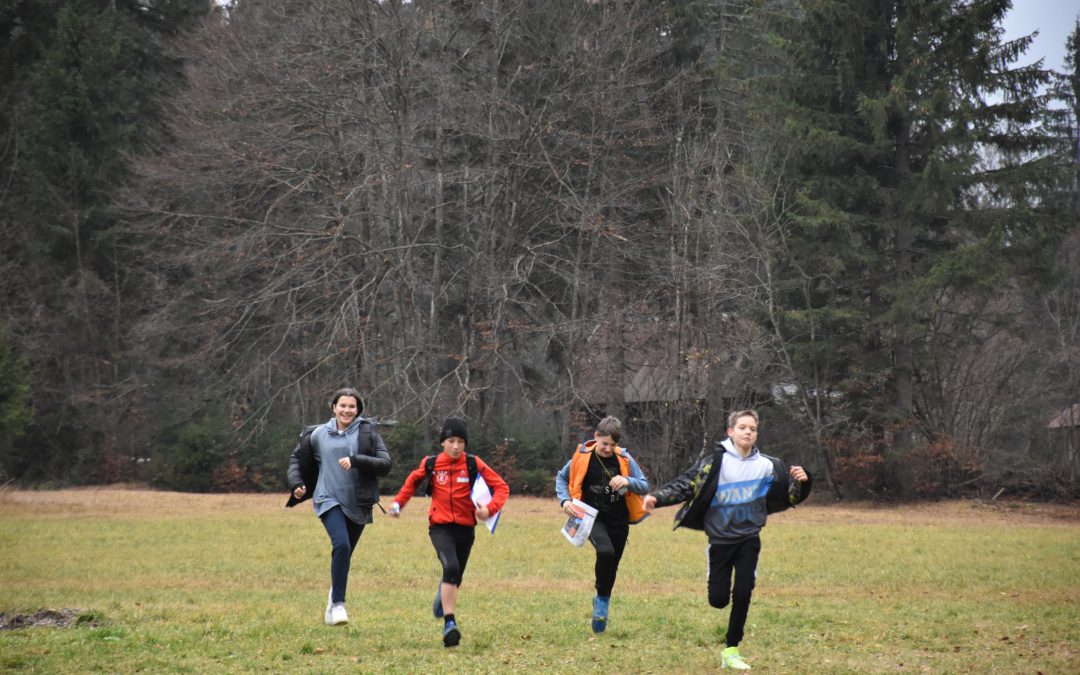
[643,410,812,671]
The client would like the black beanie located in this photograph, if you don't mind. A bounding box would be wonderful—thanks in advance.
[439,416,469,445]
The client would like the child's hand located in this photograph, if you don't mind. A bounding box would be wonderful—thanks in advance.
[475,505,490,520]
[608,475,629,492]
[642,494,657,513]
[338,456,352,470]
[388,502,401,517]
[790,465,808,482]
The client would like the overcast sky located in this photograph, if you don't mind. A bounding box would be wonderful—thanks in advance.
[1002,0,1079,72]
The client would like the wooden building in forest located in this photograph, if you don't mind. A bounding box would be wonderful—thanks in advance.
[567,315,770,481]
[1048,403,1080,482]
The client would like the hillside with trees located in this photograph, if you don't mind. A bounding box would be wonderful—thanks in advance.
[2,1,1077,499]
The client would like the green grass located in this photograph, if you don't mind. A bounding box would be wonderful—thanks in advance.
[1,490,1077,673]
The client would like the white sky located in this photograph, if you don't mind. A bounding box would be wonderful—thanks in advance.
[1002,0,1079,72]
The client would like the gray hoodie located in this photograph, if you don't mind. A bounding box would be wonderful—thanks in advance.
[703,439,776,543]
[312,417,369,524]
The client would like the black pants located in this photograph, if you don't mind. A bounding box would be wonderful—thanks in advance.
[707,535,761,647]
[429,523,475,586]
[589,519,629,597]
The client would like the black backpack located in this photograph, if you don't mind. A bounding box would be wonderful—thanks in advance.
[423,453,478,496]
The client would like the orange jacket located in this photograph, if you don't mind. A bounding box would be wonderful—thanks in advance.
[393,451,509,527]
[563,441,648,524]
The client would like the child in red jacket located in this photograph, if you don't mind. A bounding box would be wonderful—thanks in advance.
[389,416,509,647]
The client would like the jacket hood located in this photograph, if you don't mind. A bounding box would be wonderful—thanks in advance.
[720,437,759,460]
[579,439,627,457]
[326,416,364,435]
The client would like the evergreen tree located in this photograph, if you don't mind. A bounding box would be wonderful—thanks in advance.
[12,0,205,275]
[0,322,31,469]
[1048,19,1079,211]
[0,0,208,484]
[745,0,1067,493]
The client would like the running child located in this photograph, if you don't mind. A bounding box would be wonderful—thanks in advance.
[389,415,510,647]
[643,409,812,670]
[555,415,649,633]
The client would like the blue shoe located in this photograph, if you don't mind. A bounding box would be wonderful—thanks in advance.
[433,586,444,619]
[591,595,609,633]
[442,619,461,647]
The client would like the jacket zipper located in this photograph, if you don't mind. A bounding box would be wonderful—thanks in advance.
[439,453,461,525]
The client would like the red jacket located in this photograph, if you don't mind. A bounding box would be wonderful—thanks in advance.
[393,451,509,527]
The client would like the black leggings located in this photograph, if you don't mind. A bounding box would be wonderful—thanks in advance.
[588,519,629,597]
[707,535,761,647]
[429,523,475,586]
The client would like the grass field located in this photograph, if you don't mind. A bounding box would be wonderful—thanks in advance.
[1,489,1077,673]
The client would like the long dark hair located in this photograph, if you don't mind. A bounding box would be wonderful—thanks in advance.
[329,388,364,414]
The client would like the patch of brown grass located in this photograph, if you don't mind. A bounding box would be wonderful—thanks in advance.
[0,488,284,518]
[774,499,1080,527]
[1,487,1076,527]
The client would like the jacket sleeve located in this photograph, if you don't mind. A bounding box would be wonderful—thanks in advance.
[350,428,392,477]
[650,453,707,508]
[477,458,510,515]
[286,430,309,490]
[765,456,813,514]
[625,453,649,495]
[392,458,428,509]
[790,467,813,506]
[554,459,572,504]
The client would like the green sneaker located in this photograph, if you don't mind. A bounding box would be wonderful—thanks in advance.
[721,646,751,670]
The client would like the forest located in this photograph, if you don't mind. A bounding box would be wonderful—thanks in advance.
[1,0,1078,500]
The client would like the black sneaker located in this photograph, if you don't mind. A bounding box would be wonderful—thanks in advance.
[442,619,461,647]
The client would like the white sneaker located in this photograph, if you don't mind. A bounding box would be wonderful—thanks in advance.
[327,603,348,626]
[324,588,349,625]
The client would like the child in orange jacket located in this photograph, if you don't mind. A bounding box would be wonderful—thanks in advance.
[555,416,650,633]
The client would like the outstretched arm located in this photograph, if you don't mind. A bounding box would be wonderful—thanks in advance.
[389,459,428,515]
[649,452,709,508]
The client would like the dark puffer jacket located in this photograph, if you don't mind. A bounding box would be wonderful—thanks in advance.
[285,419,392,509]
[651,441,812,530]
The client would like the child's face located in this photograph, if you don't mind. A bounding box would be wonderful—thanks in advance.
[593,433,617,457]
[442,436,466,458]
[727,415,758,454]
[332,396,359,429]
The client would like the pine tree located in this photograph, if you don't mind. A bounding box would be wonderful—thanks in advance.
[1048,19,1079,211]
[0,322,31,480]
[745,0,1066,492]
[0,0,208,484]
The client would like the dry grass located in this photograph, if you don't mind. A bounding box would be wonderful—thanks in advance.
[1,488,1078,673]
[5,487,1076,522]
